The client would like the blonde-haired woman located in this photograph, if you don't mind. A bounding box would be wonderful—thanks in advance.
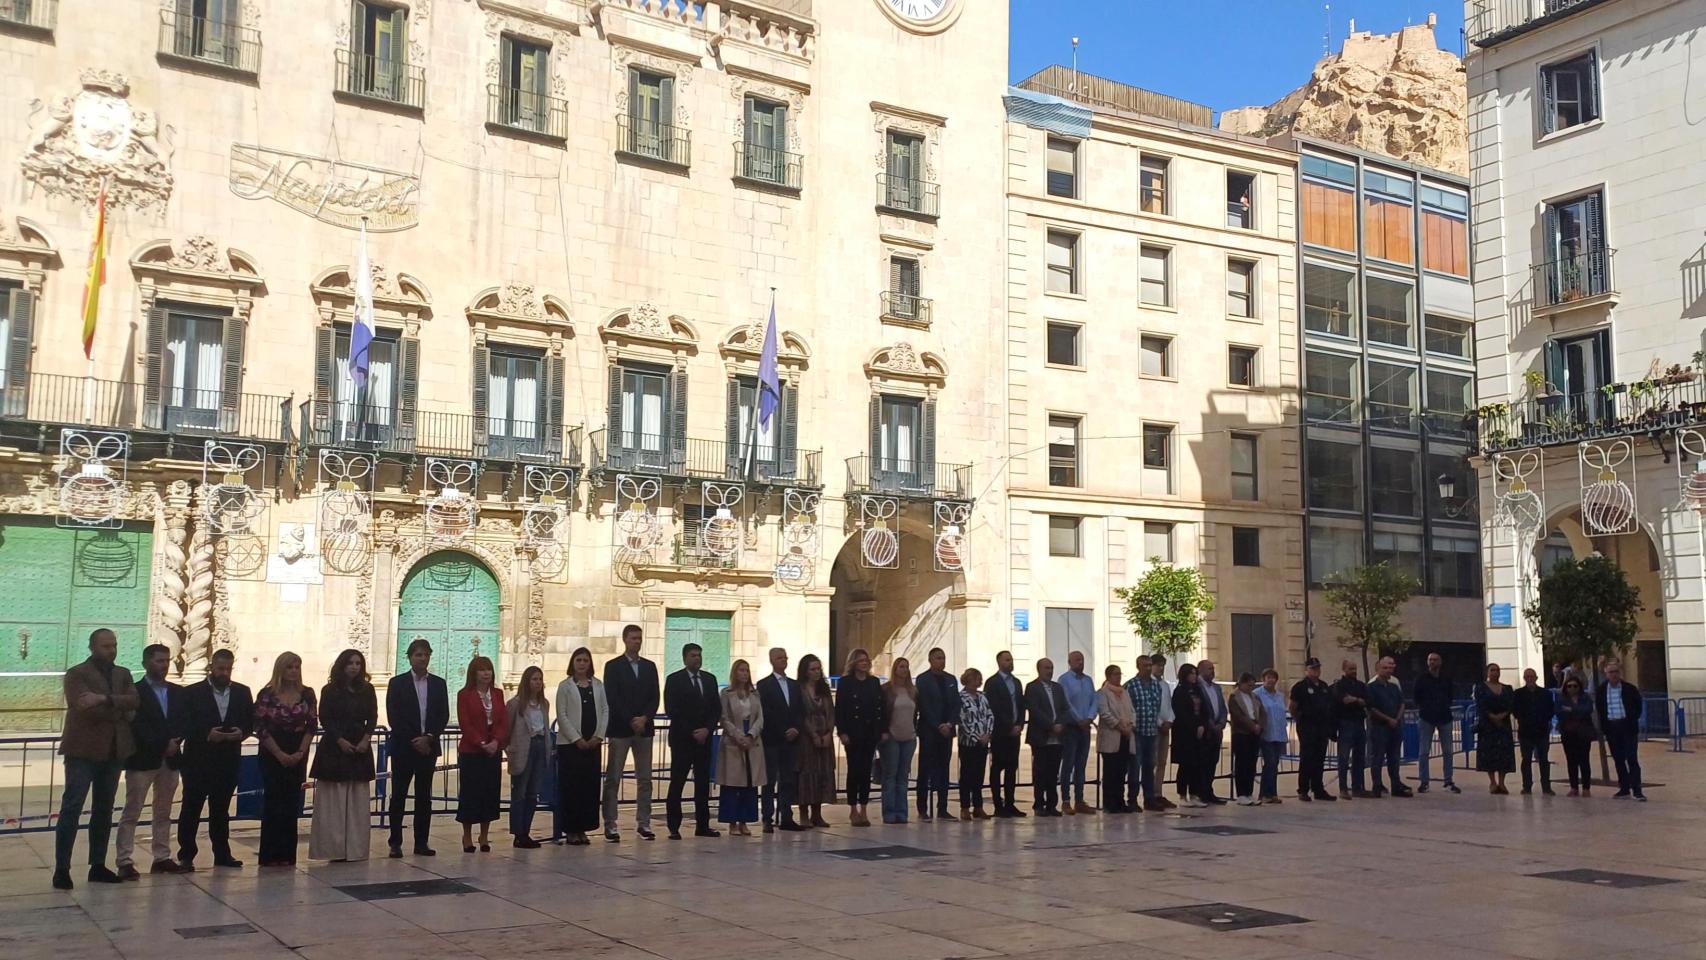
[835,648,886,826]
[506,666,551,848]
[255,651,316,867]
[879,658,919,825]
[718,659,766,835]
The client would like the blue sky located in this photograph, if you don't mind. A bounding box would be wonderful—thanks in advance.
[1008,0,1466,118]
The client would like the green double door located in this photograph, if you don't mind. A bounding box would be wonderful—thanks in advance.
[664,610,732,688]
[0,519,153,730]
[396,551,502,684]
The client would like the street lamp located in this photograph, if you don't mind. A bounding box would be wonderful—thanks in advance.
[1436,473,1456,502]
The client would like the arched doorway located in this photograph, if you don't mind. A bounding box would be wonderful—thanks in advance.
[396,551,502,682]
[827,521,963,675]
[1532,512,1667,691]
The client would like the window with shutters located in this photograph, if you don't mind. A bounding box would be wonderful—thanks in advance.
[615,362,672,470]
[1230,433,1258,501]
[1540,50,1600,136]
[882,130,932,215]
[0,281,19,401]
[1227,259,1256,318]
[1420,185,1469,277]
[331,323,399,445]
[1139,245,1170,307]
[875,393,924,485]
[161,306,228,432]
[1226,170,1255,229]
[1228,346,1257,388]
[1142,423,1173,495]
[1047,138,1078,199]
[729,374,796,479]
[624,69,684,165]
[1232,526,1261,567]
[1048,515,1082,558]
[1046,231,1080,295]
[494,35,559,138]
[1047,415,1081,487]
[162,0,253,73]
[1304,262,1357,338]
[1542,329,1611,424]
[1301,154,1356,252]
[1046,322,1081,367]
[739,97,793,187]
[486,345,546,458]
[342,2,416,106]
[1140,155,1169,215]
[1362,169,1415,266]
[885,256,926,323]
[1542,190,1610,304]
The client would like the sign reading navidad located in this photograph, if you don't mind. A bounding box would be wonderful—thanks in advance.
[227,143,419,231]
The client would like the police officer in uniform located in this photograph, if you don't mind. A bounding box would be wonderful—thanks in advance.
[1288,657,1336,802]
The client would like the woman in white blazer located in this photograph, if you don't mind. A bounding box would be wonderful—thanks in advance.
[555,647,609,846]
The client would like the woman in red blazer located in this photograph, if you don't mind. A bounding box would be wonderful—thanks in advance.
[456,656,510,852]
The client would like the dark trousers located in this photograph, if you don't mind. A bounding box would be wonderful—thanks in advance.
[988,733,1020,810]
[845,735,878,805]
[387,748,436,850]
[178,761,238,863]
[1605,720,1643,795]
[1259,740,1283,798]
[54,757,122,874]
[1100,748,1130,810]
[1297,724,1329,796]
[1231,732,1260,798]
[1369,722,1402,791]
[958,743,988,808]
[1520,734,1552,791]
[1200,728,1225,799]
[1176,755,1213,801]
[761,740,798,826]
[1031,743,1062,811]
[1561,733,1593,789]
[1336,719,1367,792]
[258,733,307,863]
[666,737,713,832]
[916,729,952,813]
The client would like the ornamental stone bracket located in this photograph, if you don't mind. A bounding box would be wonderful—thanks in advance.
[713,3,815,89]
[21,69,174,213]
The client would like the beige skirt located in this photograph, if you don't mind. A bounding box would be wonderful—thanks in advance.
[309,780,373,861]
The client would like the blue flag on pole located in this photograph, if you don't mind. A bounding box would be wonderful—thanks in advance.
[350,220,375,391]
[757,297,781,430]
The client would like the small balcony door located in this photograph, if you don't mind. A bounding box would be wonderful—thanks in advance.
[885,131,924,210]
[1544,329,1611,425]
[487,348,544,459]
[163,312,224,432]
[619,365,670,470]
[351,1,407,101]
[876,395,922,491]
[333,326,397,446]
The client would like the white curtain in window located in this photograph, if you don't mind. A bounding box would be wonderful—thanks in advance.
[625,375,664,451]
[194,331,222,410]
[739,388,777,461]
[512,361,539,440]
[0,314,10,390]
[488,362,510,438]
[166,336,187,407]
[369,350,394,426]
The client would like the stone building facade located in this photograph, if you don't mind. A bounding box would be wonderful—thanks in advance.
[0,0,1009,727]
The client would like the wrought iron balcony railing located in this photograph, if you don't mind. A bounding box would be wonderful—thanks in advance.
[334,48,426,110]
[1534,248,1616,308]
[1468,0,1602,47]
[0,0,56,33]
[587,430,820,486]
[302,399,581,466]
[733,141,802,190]
[0,373,292,442]
[876,173,940,219]
[486,84,570,141]
[616,115,691,167]
[158,11,260,75]
[846,455,973,500]
[1477,375,1706,453]
[880,291,932,326]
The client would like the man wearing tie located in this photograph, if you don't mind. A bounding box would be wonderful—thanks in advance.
[983,651,1027,818]
[1024,659,1071,817]
[602,624,661,842]
[117,643,187,879]
[178,649,254,870]
[756,646,806,833]
[664,644,723,838]
[384,637,450,858]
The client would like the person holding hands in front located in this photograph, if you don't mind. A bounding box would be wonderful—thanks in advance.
[456,656,509,853]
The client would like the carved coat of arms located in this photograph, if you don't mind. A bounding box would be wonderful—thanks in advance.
[21,69,173,212]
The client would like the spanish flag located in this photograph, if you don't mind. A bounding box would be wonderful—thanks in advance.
[80,181,108,360]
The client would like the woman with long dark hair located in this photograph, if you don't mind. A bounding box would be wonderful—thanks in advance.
[835,648,887,827]
[554,647,607,845]
[1475,663,1516,794]
[506,665,550,847]
[310,648,376,862]
[457,656,509,852]
[795,654,836,827]
[255,652,316,866]
[1171,664,1211,809]
[1555,674,1595,797]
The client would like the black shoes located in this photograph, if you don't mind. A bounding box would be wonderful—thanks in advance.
[779,821,808,832]
[414,846,436,857]
[636,828,656,841]
[87,866,123,884]
[213,857,244,868]
[936,811,958,822]
[51,871,73,890]
[667,829,682,840]
[513,837,542,849]
[695,827,721,838]
[605,828,622,842]
[387,844,403,859]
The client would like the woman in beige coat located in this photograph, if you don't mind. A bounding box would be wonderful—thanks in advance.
[1095,664,1138,814]
[717,659,765,836]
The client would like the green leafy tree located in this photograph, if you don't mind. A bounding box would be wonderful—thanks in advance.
[1116,561,1215,661]
[1323,562,1417,676]
[1525,553,1642,668]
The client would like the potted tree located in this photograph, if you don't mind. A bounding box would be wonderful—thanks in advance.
[1323,562,1417,678]
[1116,560,1216,666]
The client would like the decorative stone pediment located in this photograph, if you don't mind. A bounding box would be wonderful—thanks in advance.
[466,282,571,331]
[130,237,265,316]
[612,45,697,128]
[719,317,810,372]
[310,263,431,330]
[21,69,174,212]
[0,212,59,290]
[600,302,698,357]
[871,102,945,184]
[865,342,946,387]
[480,0,581,98]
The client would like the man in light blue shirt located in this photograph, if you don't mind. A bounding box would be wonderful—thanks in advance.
[1254,669,1289,804]
[1058,651,1098,815]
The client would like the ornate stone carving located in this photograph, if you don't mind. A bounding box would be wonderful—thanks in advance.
[728,76,806,152]
[481,3,578,97]
[347,556,373,656]
[717,7,814,61]
[22,69,173,212]
[526,577,546,664]
[165,235,230,274]
[180,488,216,679]
[600,302,698,351]
[865,342,947,385]
[612,45,695,126]
[154,481,193,673]
[871,106,942,184]
[495,281,542,319]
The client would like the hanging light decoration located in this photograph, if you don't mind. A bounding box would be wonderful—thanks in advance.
[1491,451,1545,543]
[1578,440,1637,536]
[423,458,479,544]
[57,431,129,528]
[862,518,900,568]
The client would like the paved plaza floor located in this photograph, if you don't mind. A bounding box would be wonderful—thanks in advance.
[4,750,1705,960]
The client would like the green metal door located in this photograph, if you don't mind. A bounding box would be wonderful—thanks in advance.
[396,551,502,684]
[663,610,732,688]
[0,519,152,731]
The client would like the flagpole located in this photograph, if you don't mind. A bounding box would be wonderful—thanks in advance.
[743,288,774,482]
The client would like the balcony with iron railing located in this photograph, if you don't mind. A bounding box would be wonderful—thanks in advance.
[302,399,581,466]
[880,291,931,328]
[486,84,570,141]
[733,141,802,191]
[587,430,820,487]
[846,455,972,500]
[616,115,691,168]
[0,0,56,33]
[1468,0,1607,47]
[0,374,292,443]
[157,11,261,76]
[1478,374,1706,453]
[876,173,939,220]
[1533,248,1617,311]
[334,48,426,111]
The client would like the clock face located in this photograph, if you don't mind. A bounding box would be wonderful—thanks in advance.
[883,0,952,25]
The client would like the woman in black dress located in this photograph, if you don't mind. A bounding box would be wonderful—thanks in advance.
[1170,663,1212,808]
[834,648,888,828]
[1475,662,1516,794]
[553,647,607,845]
[255,652,317,866]
[310,649,377,862]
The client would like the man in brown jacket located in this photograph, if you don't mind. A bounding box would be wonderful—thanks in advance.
[53,628,139,891]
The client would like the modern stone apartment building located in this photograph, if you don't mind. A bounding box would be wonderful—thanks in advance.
[0,0,1010,727]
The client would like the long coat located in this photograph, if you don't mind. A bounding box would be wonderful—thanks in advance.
[717,688,767,788]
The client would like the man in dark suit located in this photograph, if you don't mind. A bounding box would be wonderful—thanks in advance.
[984,650,1027,818]
[53,628,139,890]
[177,649,254,870]
[663,643,722,839]
[116,643,187,879]
[385,636,450,857]
[1595,658,1646,801]
[756,646,806,833]
[914,646,961,820]
[1024,658,1071,817]
[602,624,660,841]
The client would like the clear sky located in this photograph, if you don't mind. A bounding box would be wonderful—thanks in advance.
[1008,0,1467,118]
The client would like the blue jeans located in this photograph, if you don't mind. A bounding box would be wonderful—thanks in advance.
[1368,722,1402,791]
[1059,724,1091,804]
[1417,719,1454,786]
[55,757,123,874]
[1259,740,1283,798]
[878,738,916,823]
[1128,733,1159,803]
[1336,719,1366,792]
[509,736,547,839]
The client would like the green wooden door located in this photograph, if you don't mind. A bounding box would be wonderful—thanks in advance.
[396,551,502,684]
[0,519,152,731]
[663,610,732,689]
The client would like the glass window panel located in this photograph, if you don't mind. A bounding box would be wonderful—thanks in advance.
[1307,439,1361,512]
[1140,335,1171,377]
[1366,276,1416,349]
[1369,446,1421,517]
[1047,138,1077,198]
[1366,361,1418,431]
[1231,433,1258,500]
[1309,522,1363,586]
[1143,522,1174,563]
[1048,515,1081,557]
[1424,314,1473,358]
[1139,246,1170,306]
[1304,263,1356,337]
[1305,351,1359,424]
[1143,424,1173,495]
[1047,231,1078,294]
[1047,323,1080,366]
[1140,156,1168,214]
[1227,259,1255,318]
[1371,529,1425,586]
[1048,414,1080,487]
[1429,532,1482,598]
[1228,346,1257,387]
[1232,526,1261,567]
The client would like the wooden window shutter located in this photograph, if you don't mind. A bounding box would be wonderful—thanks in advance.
[921,397,938,489]
[743,96,756,144]
[1543,339,1565,394]
[142,304,169,429]
[668,366,688,469]
[724,377,742,476]
[780,382,799,478]
[470,341,491,454]
[1584,51,1600,120]
[774,103,787,151]
[390,6,406,52]
[350,0,366,54]
[660,75,674,128]
[219,314,247,432]
[626,67,640,119]
[545,353,565,460]
[499,33,514,88]
[1539,64,1557,135]
[868,395,881,480]
[4,288,35,416]
[1586,192,1607,292]
[312,324,335,436]
[605,363,623,462]
[397,334,419,448]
